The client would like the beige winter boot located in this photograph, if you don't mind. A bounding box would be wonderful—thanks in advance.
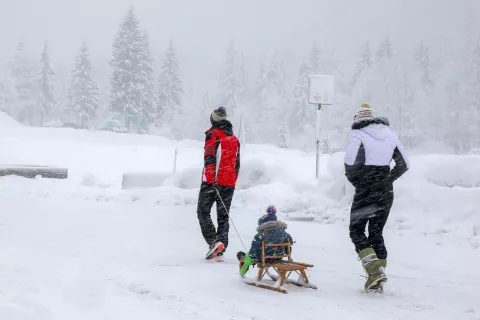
[358,248,387,292]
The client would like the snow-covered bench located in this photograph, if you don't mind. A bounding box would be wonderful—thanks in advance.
[0,165,68,180]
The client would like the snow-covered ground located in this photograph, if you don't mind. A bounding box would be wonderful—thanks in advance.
[0,112,479,319]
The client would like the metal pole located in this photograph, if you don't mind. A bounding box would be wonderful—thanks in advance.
[315,104,322,179]
[173,148,178,174]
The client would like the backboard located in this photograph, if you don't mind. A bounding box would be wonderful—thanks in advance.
[308,75,334,105]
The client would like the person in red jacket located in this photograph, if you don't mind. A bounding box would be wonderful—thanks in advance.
[197,106,240,262]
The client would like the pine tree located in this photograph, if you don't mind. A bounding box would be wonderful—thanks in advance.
[69,40,99,128]
[267,51,288,98]
[10,41,35,123]
[38,42,55,126]
[414,41,438,141]
[109,7,152,118]
[444,81,468,153]
[0,80,9,115]
[156,40,184,127]
[360,42,374,69]
[198,93,211,128]
[217,41,242,117]
[467,40,480,151]
[248,60,268,143]
[255,52,290,143]
[291,58,314,135]
[278,121,289,148]
[374,35,397,119]
[320,135,331,154]
[396,72,417,148]
[254,61,268,100]
[238,53,247,100]
[415,41,435,94]
[351,42,374,94]
[140,30,155,120]
[310,44,323,75]
[376,35,393,62]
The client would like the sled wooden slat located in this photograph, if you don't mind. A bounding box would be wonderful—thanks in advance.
[271,261,314,269]
[247,282,288,294]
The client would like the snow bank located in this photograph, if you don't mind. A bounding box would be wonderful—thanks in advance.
[0,111,21,128]
[425,155,480,188]
[308,153,480,246]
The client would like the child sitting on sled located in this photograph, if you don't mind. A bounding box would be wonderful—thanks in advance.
[238,205,293,277]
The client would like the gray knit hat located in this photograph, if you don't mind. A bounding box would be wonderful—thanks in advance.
[211,106,227,122]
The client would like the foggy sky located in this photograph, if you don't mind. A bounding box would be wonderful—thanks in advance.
[0,0,477,94]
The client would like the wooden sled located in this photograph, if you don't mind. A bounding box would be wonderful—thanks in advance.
[244,242,317,294]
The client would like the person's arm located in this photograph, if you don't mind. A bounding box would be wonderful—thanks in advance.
[203,130,219,184]
[344,131,364,187]
[390,139,410,182]
[287,233,294,247]
[248,233,263,259]
[235,140,240,179]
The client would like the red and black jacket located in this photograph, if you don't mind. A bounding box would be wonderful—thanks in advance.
[202,120,240,187]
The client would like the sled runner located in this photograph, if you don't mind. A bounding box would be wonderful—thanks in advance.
[241,242,317,294]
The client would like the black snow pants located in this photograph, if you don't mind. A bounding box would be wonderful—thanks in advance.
[197,182,235,250]
[349,183,394,259]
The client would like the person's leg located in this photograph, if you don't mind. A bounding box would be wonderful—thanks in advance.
[349,190,371,253]
[196,183,217,245]
[248,236,262,261]
[215,185,235,250]
[368,189,394,260]
[241,236,261,276]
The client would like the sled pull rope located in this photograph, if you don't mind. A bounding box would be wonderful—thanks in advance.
[214,187,248,252]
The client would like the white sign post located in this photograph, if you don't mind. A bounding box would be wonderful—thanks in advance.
[308,75,334,179]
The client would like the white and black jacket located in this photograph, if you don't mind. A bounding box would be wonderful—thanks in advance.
[344,118,409,188]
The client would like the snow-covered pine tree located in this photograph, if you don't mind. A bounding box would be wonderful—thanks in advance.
[255,52,290,144]
[374,35,397,119]
[217,41,243,118]
[140,30,155,121]
[238,53,248,101]
[267,51,288,99]
[415,41,435,94]
[156,40,184,128]
[310,43,323,75]
[278,121,289,148]
[200,93,211,127]
[444,81,468,153]
[351,42,374,95]
[320,135,331,154]
[0,80,9,115]
[109,7,151,119]
[376,35,393,62]
[467,40,480,152]
[9,41,35,123]
[291,58,314,136]
[69,40,99,128]
[360,42,374,69]
[247,61,268,143]
[414,41,438,141]
[38,42,55,127]
[254,61,268,101]
[202,93,210,116]
[396,71,417,148]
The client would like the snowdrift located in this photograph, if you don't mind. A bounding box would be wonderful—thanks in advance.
[0,110,22,128]
[424,155,480,188]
